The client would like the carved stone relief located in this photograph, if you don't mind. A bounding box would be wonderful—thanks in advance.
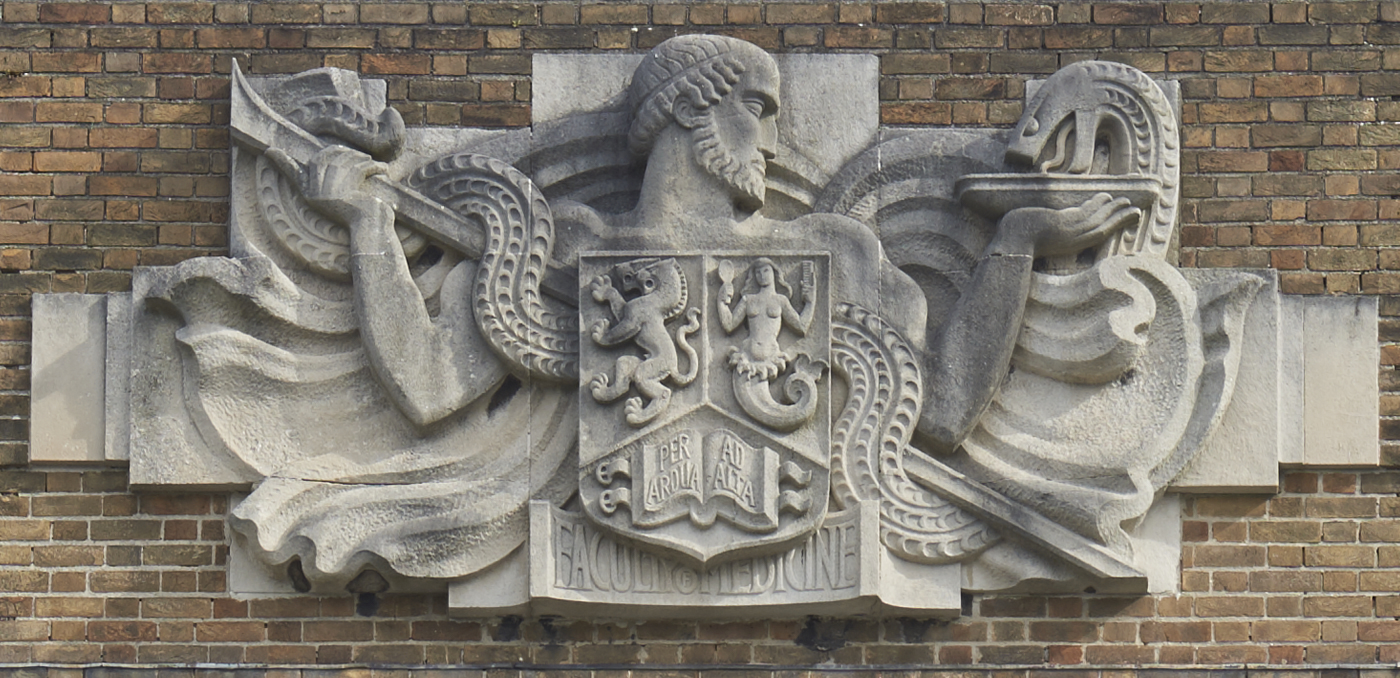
[73,34,1324,615]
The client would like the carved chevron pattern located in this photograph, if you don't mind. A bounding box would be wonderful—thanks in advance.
[830,302,999,563]
[411,153,580,381]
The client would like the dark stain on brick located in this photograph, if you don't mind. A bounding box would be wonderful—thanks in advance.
[896,616,937,643]
[538,615,562,645]
[495,614,523,642]
[355,593,379,617]
[794,616,849,652]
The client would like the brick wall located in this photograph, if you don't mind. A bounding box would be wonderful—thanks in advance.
[6,469,1400,670]
[2,1,1400,673]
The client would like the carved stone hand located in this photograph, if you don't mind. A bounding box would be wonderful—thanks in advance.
[991,192,1141,258]
[266,145,393,227]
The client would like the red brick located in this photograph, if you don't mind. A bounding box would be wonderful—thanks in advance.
[1141,620,1211,642]
[142,598,212,618]
[469,4,538,26]
[146,3,214,24]
[1304,595,1374,617]
[579,4,648,24]
[196,621,266,643]
[196,28,265,48]
[767,3,837,24]
[985,4,1053,25]
[1253,620,1321,642]
[35,103,102,123]
[303,621,374,642]
[139,494,210,515]
[250,4,322,24]
[30,52,101,73]
[0,620,49,642]
[39,3,110,23]
[362,54,432,75]
[875,3,944,23]
[33,152,101,172]
[89,621,158,642]
[361,3,431,24]
[1360,621,1400,641]
[1196,596,1265,617]
[1094,4,1162,24]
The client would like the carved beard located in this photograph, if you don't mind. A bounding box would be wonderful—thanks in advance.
[691,114,767,210]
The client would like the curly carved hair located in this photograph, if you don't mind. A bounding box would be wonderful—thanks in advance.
[627,34,778,156]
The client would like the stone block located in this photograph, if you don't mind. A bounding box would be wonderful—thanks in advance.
[30,293,108,464]
[1135,495,1182,594]
[773,53,879,177]
[225,520,296,597]
[446,547,529,616]
[1287,294,1380,466]
[531,53,641,124]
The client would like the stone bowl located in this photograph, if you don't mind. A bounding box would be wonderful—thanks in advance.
[955,173,1162,221]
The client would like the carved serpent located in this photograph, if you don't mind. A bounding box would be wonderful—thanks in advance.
[410,153,581,381]
[1007,60,1180,258]
[285,95,405,161]
[829,303,998,563]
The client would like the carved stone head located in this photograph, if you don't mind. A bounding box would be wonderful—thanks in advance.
[628,34,781,210]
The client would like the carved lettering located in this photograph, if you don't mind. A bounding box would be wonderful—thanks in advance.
[551,510,859,597]
[710,435,759,512]
[643,432,700,510]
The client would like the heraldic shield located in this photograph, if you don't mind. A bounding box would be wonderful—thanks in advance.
[579,252,832,565]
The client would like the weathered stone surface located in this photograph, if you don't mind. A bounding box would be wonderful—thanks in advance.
[102,293,131,462]
[1287,295,1381,467]
[532,53,640,124]
[28,34,1369,617]
[30,294,107,463]
[771,54,879,179]
[227,506,450,596]
[125,263,262,490]
[1173,270,1283,492]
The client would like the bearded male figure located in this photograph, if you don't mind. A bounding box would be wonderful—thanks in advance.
[551,34,1142,452]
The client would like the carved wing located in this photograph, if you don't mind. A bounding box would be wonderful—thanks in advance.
[817,130,1008,326]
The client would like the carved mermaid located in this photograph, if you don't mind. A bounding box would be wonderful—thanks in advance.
[718,258,813,379]
[718,258,827,432]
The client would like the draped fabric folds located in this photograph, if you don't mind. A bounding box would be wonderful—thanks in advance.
[147,255,577,581]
